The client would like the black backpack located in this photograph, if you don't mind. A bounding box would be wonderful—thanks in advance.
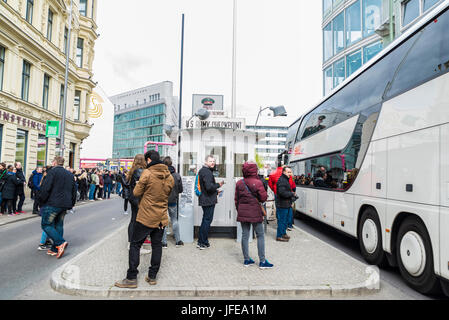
[27,173,34,189]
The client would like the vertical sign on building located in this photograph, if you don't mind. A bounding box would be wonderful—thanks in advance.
[46,120,60,138]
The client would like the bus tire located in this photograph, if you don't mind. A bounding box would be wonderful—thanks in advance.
[358,207,387,267]
[396,216,441,295]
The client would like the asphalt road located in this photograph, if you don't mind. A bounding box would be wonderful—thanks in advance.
[293,212,448,300]
[0,196,129,300]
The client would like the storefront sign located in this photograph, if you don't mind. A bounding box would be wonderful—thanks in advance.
[185,118,246,130]
[0,110,46,132]
[46,121,60,138]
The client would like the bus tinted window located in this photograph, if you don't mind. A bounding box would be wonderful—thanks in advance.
[386,10,449,98]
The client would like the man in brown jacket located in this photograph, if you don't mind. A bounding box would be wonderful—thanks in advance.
[115,150,174,288]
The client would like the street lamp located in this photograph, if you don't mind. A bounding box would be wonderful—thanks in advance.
[186,107,211,123]
[254,105,287,127]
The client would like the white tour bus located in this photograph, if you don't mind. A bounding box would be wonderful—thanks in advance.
[287,1,449,296]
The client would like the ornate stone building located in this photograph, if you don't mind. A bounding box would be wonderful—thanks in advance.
[0,0,98,177]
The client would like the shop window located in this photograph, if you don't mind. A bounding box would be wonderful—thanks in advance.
[37,134,47,167]
[15,129,28,172]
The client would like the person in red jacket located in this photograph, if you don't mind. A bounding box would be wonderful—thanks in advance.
[235,162,273,269]
[268,163,297,231]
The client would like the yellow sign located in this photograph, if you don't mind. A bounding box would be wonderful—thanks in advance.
[87,92,104,118]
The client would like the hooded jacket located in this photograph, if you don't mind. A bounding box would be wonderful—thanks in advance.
[32,170,43,191]
[1,171,20,200]
[235,162,268,223]
[133,160,174,229]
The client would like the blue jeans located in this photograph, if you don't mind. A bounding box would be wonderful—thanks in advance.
[241,222,265,262]
[89,184,96,200]
[40,231,48,245]
[276,207,291,238]
[116,182,122,196]
[104,183,112,199]
[198,205,215,246]
[162,205,180,244]
[40,206,67,251]
[288,207,293,229]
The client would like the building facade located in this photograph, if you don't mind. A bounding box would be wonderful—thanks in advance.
[322,0,443,96]
[0,0,98,177]
[110,81,179,160]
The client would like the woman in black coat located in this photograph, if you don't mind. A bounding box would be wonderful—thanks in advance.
[0,166,20,215]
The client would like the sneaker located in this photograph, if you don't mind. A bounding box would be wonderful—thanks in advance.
[13,212,20,215]
[140,248,152,254]
[259,260,274,269]
[123,211,129,215]
[162,243,168,249]
[38,244,49,251]
[47,249,57,256]
[144,276,157,285]
[198,244,207,250]
[114,278,137,289]
[205,243,210,249]
[287,227,293,231]
[175,241,184,247]
[282,234,290,240]
[276,237,289,242]
[19,211,26,214]
[56,242,68,259]
[244,258,255,267]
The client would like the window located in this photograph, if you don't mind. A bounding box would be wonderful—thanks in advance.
[234,153,248,177]
[333,58,345,88]
[60,84,65,114]
[183,152,197,176]
[333,0,344,9]
[42,74,50,109]
[0,46,4,91]
[363,40,383,63]
[21,61,31,101]
[76,38,84,68]
[74,90,81,120]
[346,49,362,77]
[333,12,345,55]
[424,0,439,11]
[64,27,68,54]
[363,0,382,37]
[47,9,53,41]
[55,138,61,156]
[37,134,47,167]
[26,0,33,24]
[205,146,226,178]
[346,0,362,46]
[91,0,95,18]
[323,0,332,18]
[15,129,28,172]
[323,22,332,62]
[79,0,87,16]
[387,10,449,98]
[402,0,420,26]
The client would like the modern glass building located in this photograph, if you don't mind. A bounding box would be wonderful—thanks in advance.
[322,0,444,96]
[110,82,179,159]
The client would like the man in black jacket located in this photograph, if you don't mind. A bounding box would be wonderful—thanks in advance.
[13,162,26,214]
[197,155,224,250]
[39,156,76,259]
[275,166,297,242]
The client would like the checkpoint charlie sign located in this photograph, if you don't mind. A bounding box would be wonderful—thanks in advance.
[185,117,246,130]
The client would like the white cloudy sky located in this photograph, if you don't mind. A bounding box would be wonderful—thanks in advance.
[93,0,323,124]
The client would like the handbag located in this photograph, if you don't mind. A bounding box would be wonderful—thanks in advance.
[242,180,267,217]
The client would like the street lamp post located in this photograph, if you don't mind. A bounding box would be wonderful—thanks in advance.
[254,105,287,128]
[60,0,73,157]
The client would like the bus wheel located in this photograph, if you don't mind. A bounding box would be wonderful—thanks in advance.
[396,216,441,295]
[358,207,387,266]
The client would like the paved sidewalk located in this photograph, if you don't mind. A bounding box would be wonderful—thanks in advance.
[51,221,380,298]
[0,194,121,226]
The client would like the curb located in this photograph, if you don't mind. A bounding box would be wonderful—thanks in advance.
[50,223,380,299]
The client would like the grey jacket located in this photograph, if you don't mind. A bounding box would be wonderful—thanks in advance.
[167,166,183,204]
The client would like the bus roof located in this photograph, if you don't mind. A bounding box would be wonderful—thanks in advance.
[289,0,449,128]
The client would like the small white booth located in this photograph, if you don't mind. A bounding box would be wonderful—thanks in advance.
[178,112,256,241]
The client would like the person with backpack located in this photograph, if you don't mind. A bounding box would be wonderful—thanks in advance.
[235,161,273,268]
[31,167,43,214]
[115,150,174,288]
[13,162,26,214]
[196,155,224,250]
[161,156,184,248]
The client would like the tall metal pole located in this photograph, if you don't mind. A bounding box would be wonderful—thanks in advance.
[177,14,185,175]
[231,0,237,118]
[176,14,185,221]
[60,0,73,157]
